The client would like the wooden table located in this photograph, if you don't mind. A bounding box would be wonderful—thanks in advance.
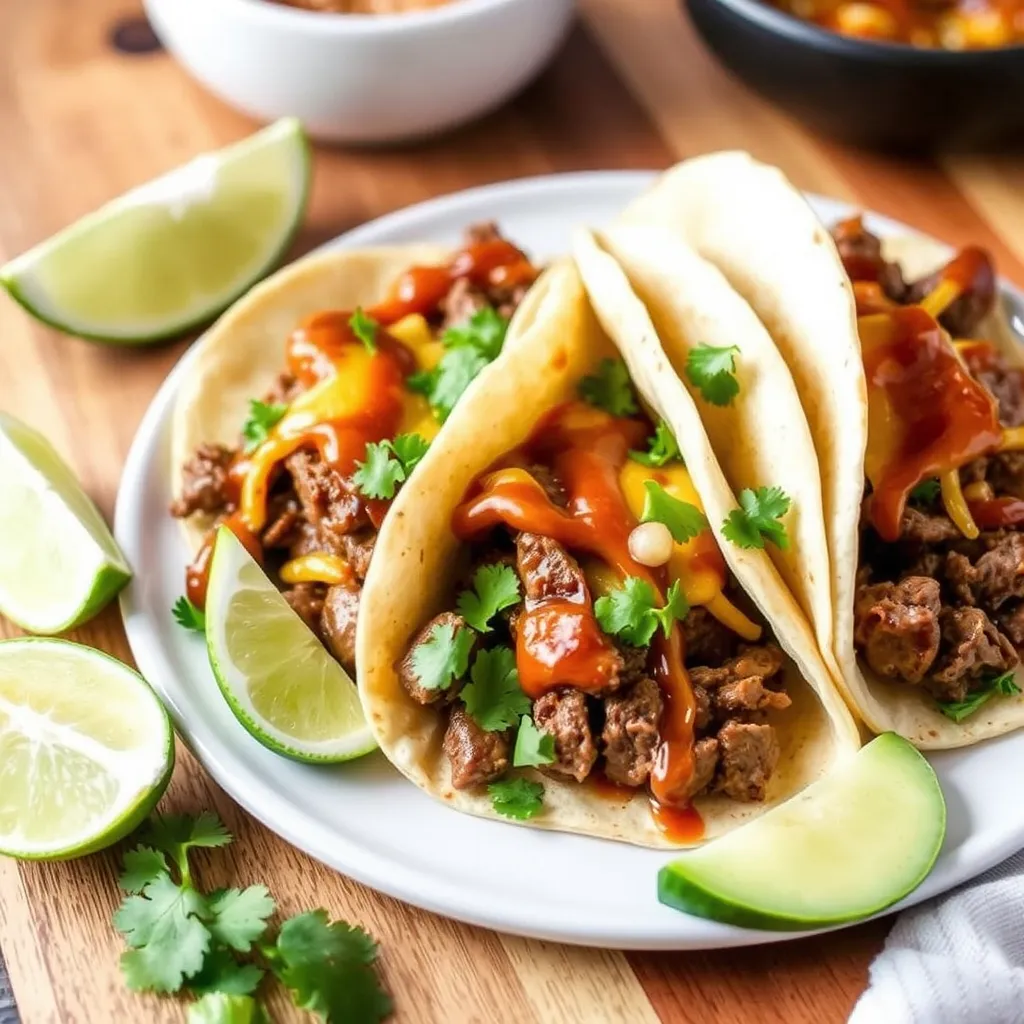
[3,0,1023,1020]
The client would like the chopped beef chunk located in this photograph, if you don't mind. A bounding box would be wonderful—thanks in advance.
[507,607,521,641]
[526,464,568,508]
[971,533,1024,610]
[689,645,785,691]
[340,530,377,580]
[288,520,322,560]
[444,706,509,790]
[171,443,236,518]
[998,602,1024,647]
[945,551,978,606]
[899,507,962,546]
[283,583,326,635]
[905,551,944,580]
[976,368,1024,428]
[439,277,490,331]
[712,676,792,717]
[987,451,1024,495]
[601,677,662,787]
[263,371,303,407]
[854,576,941,684]
[533,689,598,783]
[960,458,989,485]
[398,612,472,705]
[693,684,713,732]
[929,607,1018,702]
[681,606,739,667]
[682,737,720,802]
[320,582,360,673]
[716,721,779,802]
[830,217,907,301]
[905,258,996,339]
[613,641,649,690]
[515,532,589,604]
[262,493,301,549]
[286,450,368,553]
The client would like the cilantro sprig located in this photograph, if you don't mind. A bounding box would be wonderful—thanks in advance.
[594,576,689,647]
[629,421,680,468]
[937,671,1021,723]
[349,307,379,354]
[721,486,792,550]
[241,399,288,453]
[410,619,475,693]
[407,307,508,422]
[113,812,391,1022]
[488,778,545,821]
[641,480,708,542]
[173,596,206,633]
[578,358,639,417]
[512,715,555,768]
[909,478,941,506]
[352,433,430,500]
[685,343,740,407]
[461,646,530,731]
[456,563,520,633]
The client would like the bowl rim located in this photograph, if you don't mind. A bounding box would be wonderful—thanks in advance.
[202,0,539,32]
[702,0,1024,60]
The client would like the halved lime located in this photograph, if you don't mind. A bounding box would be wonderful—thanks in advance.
[205,527,376,763]
[0,638,174,860]
[658,733,946,930]
[0,412,131,634]
[0,118,310,344]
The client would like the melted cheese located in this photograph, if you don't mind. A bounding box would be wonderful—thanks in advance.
[279,554,352,586]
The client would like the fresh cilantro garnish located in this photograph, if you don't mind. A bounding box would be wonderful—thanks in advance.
[186,947,264,997]
[578,358,639,417]
[641,480,708,543]
[937,671,1021,723]
[173,596,206,633]
[488,777,545,820]
[594,576,687,646]
[261,910,392,1024]
[188,993,268,1024]
[721,486,792,550]
[352,433,430,500]
[686,343,740,406]
[909,478,941,506]
[349,307,378,354]
[629,421,680,467]
[512,715,555,768]
[407,308,508,422]
[461,646,530,731]
[241,399,287,452]
[410,619,474,692]
[456,563,521,633]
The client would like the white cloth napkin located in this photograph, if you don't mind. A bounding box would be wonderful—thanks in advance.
[849,849,1024,1024]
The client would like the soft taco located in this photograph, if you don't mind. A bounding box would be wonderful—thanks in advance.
[625,151,1024,746]
[170,222,541,679]
[356,252,858,847]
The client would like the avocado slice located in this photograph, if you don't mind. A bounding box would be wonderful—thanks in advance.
[658,733,946,930]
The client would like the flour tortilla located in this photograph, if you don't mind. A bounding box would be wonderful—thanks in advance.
[623,151,1024,747]
[357,257,860,848]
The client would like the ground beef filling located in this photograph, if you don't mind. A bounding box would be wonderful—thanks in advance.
[170,222,531,674]
[399,488,791,803]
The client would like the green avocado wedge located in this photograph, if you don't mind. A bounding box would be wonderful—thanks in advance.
[658,733,946,930]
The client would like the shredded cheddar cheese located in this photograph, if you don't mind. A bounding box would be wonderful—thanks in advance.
[279,553,352,586]
[940,470,979,539]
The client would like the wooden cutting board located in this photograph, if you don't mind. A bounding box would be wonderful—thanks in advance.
[3,0,1024,1020]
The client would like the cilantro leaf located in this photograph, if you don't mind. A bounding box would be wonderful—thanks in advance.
[641,480,708,543]
[937,670,1021,723]
[115,875,212,993]
[265,910,391,1024]
[629,421,680,467]
[207,886,276,953]
[353,434,430,501]
[651,580,689,639]
[686,343,740,406]
[461,646,530,731]
[390,433,429,475]
[512,715,555,768]
[173,596,206,633]
[187,993,269,1024]
[721,486,792,550]
[456,563,521,633]
[186,947,265,997]
[349,307,378,354]
[578,358,639,417]
[410,620,474,692]
[595,576,660,647]
[909,478,941,506]
[488,778,544,821]
[143,812,232,884]
[407,308,508,422]
[120,846,170,895]
[241,399,287,452]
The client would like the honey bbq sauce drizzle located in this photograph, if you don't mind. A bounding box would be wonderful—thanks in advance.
[451,402,732,828]
[184,236,538,609]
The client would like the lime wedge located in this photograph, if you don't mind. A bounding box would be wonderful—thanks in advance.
[0,638,174,860]
[205,527,376,763]
[658,733,946,930]
[0,413,131,634]
[0,118,310,344]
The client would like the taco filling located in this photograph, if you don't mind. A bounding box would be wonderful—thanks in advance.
[398,363,796,833]
[170,222,538,673]
[834,217,1024,717]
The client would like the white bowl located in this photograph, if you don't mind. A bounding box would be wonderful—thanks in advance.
[144,0,576,144]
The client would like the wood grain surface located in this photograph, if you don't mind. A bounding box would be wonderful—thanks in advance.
[3,0,1021,1021]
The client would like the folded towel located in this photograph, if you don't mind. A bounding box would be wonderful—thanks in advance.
[849,849,1024,1024]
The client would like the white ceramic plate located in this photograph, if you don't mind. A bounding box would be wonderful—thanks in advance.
[116,172,1024,950]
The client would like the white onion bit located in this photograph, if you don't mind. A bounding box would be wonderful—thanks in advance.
[628,521,674,567]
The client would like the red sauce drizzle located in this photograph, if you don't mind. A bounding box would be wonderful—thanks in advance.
[862,305,1002,542]
[451,402,701,813]
[185,512,262,609]
[588,768,636,803]
[968,497,1024,530]
[651,799,705,844]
